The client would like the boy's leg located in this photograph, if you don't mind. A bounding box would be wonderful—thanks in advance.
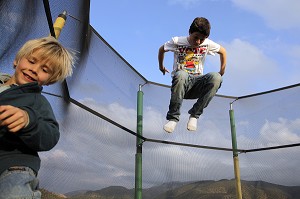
[0,167,41,199]
[185,72,222,129]
[166,70,190,121]
[164,71,189,133]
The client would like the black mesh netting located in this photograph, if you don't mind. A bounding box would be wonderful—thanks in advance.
[1,0,299,198]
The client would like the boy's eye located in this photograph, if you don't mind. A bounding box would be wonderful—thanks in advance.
[42,67,49,73]
[195,37,204,41]
[42,66,53,74]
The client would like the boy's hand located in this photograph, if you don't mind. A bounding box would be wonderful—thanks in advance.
[0,105,29,133]
[219,70,225,76]
[159,66,170,75]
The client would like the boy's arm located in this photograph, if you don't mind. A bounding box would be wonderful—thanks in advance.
[0,97,59,152]
[19,97,60,152]
[217,45,227,76]
[158,45,170,75]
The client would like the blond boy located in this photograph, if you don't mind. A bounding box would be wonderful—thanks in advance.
[0,36,74,199]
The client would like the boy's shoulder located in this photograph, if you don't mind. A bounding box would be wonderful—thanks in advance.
[0,73,11,84]
[169,36,189,45]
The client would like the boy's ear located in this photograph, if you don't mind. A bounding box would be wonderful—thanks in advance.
[13,60,17,68]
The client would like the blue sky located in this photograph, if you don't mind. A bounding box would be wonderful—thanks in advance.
[90,0,300,96]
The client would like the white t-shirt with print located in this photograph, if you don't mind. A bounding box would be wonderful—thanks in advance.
[164,36,220,76]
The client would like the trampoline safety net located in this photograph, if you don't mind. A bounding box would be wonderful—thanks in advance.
[0,0,299,198]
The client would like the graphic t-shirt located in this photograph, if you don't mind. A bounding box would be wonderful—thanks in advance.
[164,36,220,76]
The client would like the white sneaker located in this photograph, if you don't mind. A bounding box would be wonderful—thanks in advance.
[187,116,197,131]
[163,121,177,133]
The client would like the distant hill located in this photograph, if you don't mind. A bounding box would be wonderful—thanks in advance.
[153,179,300,199]
[67,186,133,199]
[40,188,67,199]
[63,190,89,198]
[143,181,198,199]
[59,179,300,199]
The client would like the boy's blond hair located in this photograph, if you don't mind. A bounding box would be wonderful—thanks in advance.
[14,36,75,85]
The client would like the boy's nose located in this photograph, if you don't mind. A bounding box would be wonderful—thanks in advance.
[195,40,201,45]
[29,65,39,74]
[196,39,205,45]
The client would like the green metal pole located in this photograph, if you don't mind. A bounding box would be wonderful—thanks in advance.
[229,102,243,199]
[135,85,143,199]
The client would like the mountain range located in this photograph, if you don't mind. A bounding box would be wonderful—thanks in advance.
[40,179,300,199]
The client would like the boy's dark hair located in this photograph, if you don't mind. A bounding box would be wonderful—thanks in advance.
[189,17,211,37]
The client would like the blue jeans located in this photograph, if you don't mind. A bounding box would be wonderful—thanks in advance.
[167,71,222,121]
[0,167,41,199]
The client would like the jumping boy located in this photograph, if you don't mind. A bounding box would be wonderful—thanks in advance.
[158,17,227,133]
[0,36,74,198]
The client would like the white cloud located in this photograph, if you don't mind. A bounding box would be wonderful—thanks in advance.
[236,117,300,185]
[214,38,281,96]
[143,106,166,136]
[231,0,300,29]
[260,118,300,145]
[167,0,203,9]
[41,149,68,160]
[236,117,300,149]
[167,0,226,8]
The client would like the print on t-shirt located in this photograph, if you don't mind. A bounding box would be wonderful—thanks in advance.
[176,45,207,74]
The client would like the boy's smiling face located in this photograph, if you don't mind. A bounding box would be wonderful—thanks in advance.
[12,49,54,86]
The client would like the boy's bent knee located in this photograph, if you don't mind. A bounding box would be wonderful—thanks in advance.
[208,72,222,82]
[207,72,222,88]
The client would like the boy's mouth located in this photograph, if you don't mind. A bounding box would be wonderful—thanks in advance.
[23,73,36,82]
